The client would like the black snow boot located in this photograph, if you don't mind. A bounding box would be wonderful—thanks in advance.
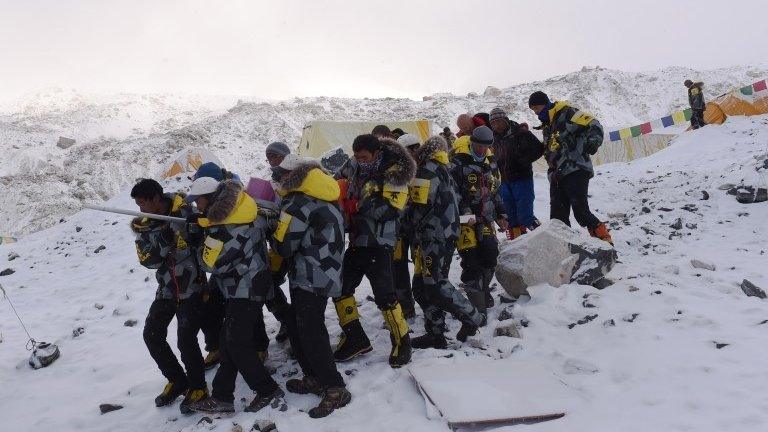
[456,322,479,342]
[190,396,234,414]
[286,375,324,395]
[154,381,188,407]
[465,289,487,327]
[382,303,412,368]
[411,333,448,350]
[308,386,352,418]
[245,387,286,413]
[482,269,495,308]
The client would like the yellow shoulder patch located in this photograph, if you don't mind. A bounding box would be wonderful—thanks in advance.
[135,242,151,262]
[457,224,478,251]
[202,236,224,268]
[570,110,596,126]
[409,178,431,205]
[383,183,408,210]
[274,211,293,243]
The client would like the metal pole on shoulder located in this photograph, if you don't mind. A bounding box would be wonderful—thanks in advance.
[83,203,187,223]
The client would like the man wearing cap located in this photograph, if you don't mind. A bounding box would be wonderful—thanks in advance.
[489,107,544,240]
[528,91,613,244]
[332,134,416,368]
[185,177,285,414]
[271,154,351,418]
[265,142,291,181]
[450,126,507,329]
[129,178,208,413]
[684,80,706,130]
[405,135,485,349]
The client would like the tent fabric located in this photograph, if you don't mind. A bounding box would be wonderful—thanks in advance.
[0,236,17,245]
[161,147,223,179]
[297,120,432,158]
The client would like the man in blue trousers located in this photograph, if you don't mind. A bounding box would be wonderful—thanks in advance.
[489,107,544,239]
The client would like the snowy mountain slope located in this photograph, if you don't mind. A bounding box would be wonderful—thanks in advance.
[0,115,766,432]
[1,64,767,237]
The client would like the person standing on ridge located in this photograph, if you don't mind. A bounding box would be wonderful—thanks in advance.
[685,80,707,130]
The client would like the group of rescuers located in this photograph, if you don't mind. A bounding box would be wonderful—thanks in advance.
[129,91,615,418]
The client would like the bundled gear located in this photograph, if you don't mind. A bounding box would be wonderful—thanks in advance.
[404,136,485,348]
[535,97,613,244]
[272,158,350,414]
[131,192,208,409]
[450,129,506,331]
[334,137,416,367]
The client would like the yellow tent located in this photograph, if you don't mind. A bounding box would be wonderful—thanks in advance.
[0,236,17,245]
[161,147,223,179]
[704,79,768,124]
[297,120,432,157]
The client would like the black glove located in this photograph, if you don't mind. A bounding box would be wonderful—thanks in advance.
[185,214,204,247]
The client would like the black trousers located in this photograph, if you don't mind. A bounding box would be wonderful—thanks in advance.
[252,286,290,351]
[550,170,601,229]
[286,288,345,388]
[143,295,206,389]
[211,299,278,402]
[458,229,499,292]
[691,109,706,130]
[200,283,224,352]
[392,237,415,313]
[338,246,397,308]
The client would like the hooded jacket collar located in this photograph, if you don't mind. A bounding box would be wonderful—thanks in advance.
[200,180,257,227]
[279,161,340,202]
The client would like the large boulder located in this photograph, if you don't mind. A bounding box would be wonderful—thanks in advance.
[495,219,617,297]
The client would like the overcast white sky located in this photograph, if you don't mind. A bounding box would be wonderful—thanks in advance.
[1,0,766,102]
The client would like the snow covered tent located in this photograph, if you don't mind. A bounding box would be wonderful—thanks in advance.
[297,120,432,157]
[160,147,223,179]
[0,236,17,245]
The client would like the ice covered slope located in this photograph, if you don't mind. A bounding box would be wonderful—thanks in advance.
[1,64,767,235]
[0,116,766,432]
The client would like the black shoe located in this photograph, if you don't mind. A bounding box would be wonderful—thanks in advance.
[190,396,234,414]
[245,388,286,413]
[333,321,373,362]
[286,376,324,395]
[456,322,478,342]
[154,381,188,407]
[203,350,220,370]
[179,387,209,415]
[308,387,352,418]
[411,333,448,350]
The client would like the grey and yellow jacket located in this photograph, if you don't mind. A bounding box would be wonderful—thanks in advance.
[404,136,460,244]
[542,101,604,181]
[688,82,705,110]
[338,138,416,248]
[449,138,506,224]
[131,193,205,300]
[273,161,344,297]
[198,180,273,302]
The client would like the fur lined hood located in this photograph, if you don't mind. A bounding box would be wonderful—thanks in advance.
[280,160,323,191]
[413,135,449,166]
[279,160,341,202]
[207,180,246,223]
[379,138,416,186]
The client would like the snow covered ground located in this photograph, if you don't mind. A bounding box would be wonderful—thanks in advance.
[1,64,767,237]
[1,112,766,431]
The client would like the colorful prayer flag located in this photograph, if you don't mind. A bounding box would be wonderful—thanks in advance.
[683,108,692,121]
[753,80,767,92]
[609,130,621,142]
[672,110,686,124]
[661,115,674,127]
[640,122,652,134]
[740,85,753,96]
[619,128,632,139]
[630,125,642,137]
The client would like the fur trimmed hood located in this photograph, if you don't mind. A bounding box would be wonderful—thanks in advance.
[379,138,416,186]
[280,160,323,191]
[207,180,244,223]
[414,135,448,166]
[279,161,340,202]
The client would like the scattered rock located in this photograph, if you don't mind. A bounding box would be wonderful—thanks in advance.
[198,416,213,425]
[494,323,521,338]
[670,218,683,230]
[483,86,502,97]
[232,425,244,432]
[713,342,729,349]
[112,309,121,316]
[581,294,598,308]
[603,319,615,327]
[57,136,77,149]
[691,259,716,271]
[622,313,639,323]
[72,327,85,338]
[495,220,617,297]
[641,207,651,214]
[99,404,123,414]
[94,303,104,310]
[568,314,598,329]
[740,279,766,299]
[252,420,277,432]
[0,268,15,276]
[640,226,655,235]
[7,252,19,261]
[607,212,627,218]
[663,265,680,275]
[124,319,138,327]
[700,190,710,200]
[94,245,106,254]
[685,223,698,229]
[718,183,735,191]
[681,204,698,212]
[652,290,663,295]
[75,226,83,232]
[592,278,614,289]
[497,307,514,321]
[658,207,673,212]
[628,286,640,292]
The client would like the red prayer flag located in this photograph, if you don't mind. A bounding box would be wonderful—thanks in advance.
[753,80,767,92]
[640,122,652,134]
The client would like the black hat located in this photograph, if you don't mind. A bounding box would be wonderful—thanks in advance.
[528,91,550,107]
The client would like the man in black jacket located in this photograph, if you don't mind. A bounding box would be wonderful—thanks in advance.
[489,108,544,239]
[685,80,706,130]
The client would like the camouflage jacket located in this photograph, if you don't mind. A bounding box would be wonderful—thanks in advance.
[337,139,416,248]
[541,101,604,181]
[688,82,705,110]
[273,161,345,297]
[450,138,506,224]
[131,193,205,300]
[198,180,273,302]
[404,136,460,244]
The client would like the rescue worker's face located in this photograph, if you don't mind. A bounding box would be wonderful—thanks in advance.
[490,118,507,134]
[470,142,489,157]
[195,196,210,213]
[354,149,380,164]
[266,152,285,168]
[531,104,546,115]
[134,195,164,214]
